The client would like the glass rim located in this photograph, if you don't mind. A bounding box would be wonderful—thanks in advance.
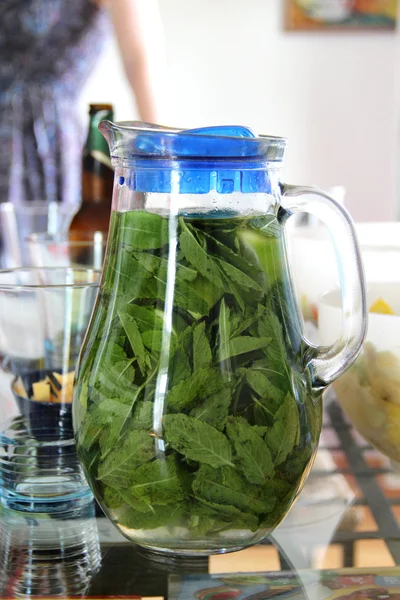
[9,200,76,215]
[101,121,288,164]
[0,267,101,290]
[26,232,107,247]
[105,120,288,144]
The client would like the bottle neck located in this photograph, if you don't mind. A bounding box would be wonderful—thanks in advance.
[85,108,114,169]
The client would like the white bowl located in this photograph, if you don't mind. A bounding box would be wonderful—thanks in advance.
[287,222,400,320]
[318,282,400,463]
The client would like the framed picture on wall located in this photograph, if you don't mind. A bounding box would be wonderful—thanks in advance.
[284,0,397,31]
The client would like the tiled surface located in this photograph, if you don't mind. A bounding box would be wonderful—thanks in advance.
[94,400,400,572]
[286,401,400,569]
[93,400,400,570]
[2,399,400,599]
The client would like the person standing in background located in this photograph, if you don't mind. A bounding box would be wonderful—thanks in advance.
[0,0,167,210]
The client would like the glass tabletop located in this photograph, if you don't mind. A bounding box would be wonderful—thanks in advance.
[1,401,400,599]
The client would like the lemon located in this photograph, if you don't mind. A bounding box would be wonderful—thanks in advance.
[385,402,400,445]
[369,298,396,315]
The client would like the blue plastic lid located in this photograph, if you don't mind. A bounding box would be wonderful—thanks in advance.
[101,123,287,195]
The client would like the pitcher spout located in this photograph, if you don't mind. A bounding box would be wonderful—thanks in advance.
[98,120,182,161]
[98,119,118,156]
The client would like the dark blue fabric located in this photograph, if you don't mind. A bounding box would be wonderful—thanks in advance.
[0,0,109,206]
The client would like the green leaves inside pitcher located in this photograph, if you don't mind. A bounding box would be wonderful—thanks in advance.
[73,210,321,549]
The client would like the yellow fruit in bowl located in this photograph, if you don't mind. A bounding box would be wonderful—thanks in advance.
[332,340,400,462]
[369,297,396,315]
[369,350,400,405]
[384,402,400,446]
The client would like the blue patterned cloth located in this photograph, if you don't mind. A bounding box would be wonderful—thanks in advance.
[0,0,109,206]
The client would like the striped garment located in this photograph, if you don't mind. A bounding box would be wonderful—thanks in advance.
[0,0,109,207]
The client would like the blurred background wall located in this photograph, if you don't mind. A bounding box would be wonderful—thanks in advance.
[79,0,400,222]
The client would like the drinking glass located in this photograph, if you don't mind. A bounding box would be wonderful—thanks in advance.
[27,232,107,270]
[0,267,100,511]
[0,201,76,268]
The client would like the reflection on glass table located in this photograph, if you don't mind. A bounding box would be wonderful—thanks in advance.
[0,500,100,597]
[1,401,400,598]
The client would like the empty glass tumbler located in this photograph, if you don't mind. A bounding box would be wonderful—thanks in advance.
[0,267,100,511]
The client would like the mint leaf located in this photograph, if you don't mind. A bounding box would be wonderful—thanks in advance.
[106,250,158,301]
[163,414,234,468]
[131,401,153,430]
[252,395,275,425]
[118,311,150,375]
[179,219,224,288]
[188,512,217,536]
[175,279,210,317]
[99,417,130,458]
[237,225,282,287]
[167,369,208,412]
[93,367,135,403]
[246,370,284,403]
[141,329,163,354]
[97,429,155,487]
[119,210,169,250]
[126,304,163,333]
[167,368,225,412]
[216,257,263,292]
[267,393,299,466]
[78,380,89,410]
[192,465,274,515]
[280,446,313,485]
[132,250,207,315]
[168,326,192,388]
[193,321,212,371]
[230,310,259,338]
[246,369,284,422]
[195,497,258,531]
[219,336,271,362]
[92,341,136,400]
[104,486,125,509]
[119,251,208,316]
[190,389,231,431]
[218,299,231,358]
[78,412,101,451]
[253,425,269,437]
[198,229,265,293]
[95,369,156,455]
[258,305,290,379]
[226,416,274,484]
[133,251,197,284]
[93,371,156,458]
[118,504,184,530]
[128,455,187,506]
[191,275,224,311]
[92,397,132,423]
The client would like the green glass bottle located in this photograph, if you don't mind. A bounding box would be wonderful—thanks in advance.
[69,104,114,242]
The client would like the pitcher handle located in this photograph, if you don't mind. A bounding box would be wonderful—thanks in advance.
[280,183,367,389]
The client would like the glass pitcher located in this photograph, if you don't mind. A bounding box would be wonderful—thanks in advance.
[73,123,366,556]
